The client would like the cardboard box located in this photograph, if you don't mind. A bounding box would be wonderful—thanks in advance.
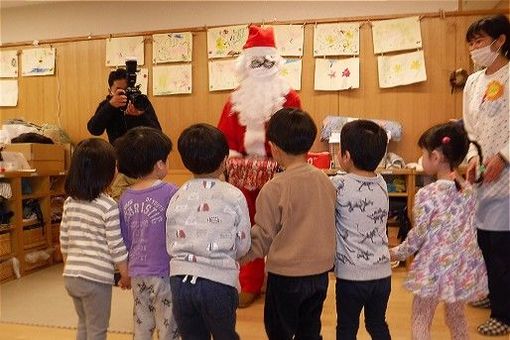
[5,143,65,172]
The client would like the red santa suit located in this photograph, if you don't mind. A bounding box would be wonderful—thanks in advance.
[217,25,302,296]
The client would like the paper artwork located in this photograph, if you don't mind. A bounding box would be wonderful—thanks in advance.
[21,47,55,76]
[153,64,192,95]
[208,59,239,91]
[207,25,248,59]
[314,58,360,91]
[280,58,302,91]
[106,36,145,66]
[313,23,360,56]
[0,50,18,78]
[271,25,304,56]
[0,79,18,106]
[136,68,149,95]
[153,32,192,63]
[372,16,422,54]
[377,50,427,88]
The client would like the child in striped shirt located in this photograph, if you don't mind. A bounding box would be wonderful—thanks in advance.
[60,138,130,340]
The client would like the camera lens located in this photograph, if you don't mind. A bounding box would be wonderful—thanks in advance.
[132,93,149,111]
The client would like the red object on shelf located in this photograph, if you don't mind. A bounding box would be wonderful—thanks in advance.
[307,152,331,169]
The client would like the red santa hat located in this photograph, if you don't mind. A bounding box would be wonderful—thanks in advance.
[243,25,277,55]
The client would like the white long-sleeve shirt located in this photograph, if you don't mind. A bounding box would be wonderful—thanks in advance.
[463,62,509,231]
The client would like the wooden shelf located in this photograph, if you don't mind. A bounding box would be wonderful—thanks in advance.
[22,220,42,228]
[22,192,50,200]
[24,241,48,251]
[0,253,13,261]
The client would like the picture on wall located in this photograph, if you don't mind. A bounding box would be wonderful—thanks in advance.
[280,58,302,91]
[208,59,239,91]
[0,50,18,78]
[313,23,360,56]
[153,64,192,95]
[207,25,248,59]
[21,47,55,76]
[0,79,18,106]
[372,16,422,54]
[377,50,427,88]
[153,32,193,63]
[136,68,149,95]
[314,57,360,91]
[106,36,145,66]
[271,25,304,57]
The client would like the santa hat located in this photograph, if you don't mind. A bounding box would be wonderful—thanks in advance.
[243,25,277,55]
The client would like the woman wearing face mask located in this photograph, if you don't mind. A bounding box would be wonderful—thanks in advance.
[463,14,510,337]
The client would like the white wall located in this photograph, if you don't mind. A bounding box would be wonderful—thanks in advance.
[0,1,459,44]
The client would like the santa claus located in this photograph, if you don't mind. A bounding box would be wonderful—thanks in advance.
[218,25,302,307]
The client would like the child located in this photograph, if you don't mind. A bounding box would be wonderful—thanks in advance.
[166,123,251,340]
[390,122,488,340]
[115,127,179,340]
[60,138,130,340]
[331,120,391,340]
[240,108,336,340]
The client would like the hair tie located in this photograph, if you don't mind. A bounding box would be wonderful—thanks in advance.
[442,136,451,144]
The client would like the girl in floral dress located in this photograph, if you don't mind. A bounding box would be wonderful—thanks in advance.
[390,122,488,340]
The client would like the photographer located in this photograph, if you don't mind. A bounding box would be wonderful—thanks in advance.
[87,68,161,145]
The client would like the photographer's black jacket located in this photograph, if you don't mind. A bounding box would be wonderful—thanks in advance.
[87,96,162,144]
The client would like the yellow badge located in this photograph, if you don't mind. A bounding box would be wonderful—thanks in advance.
[484,80,504,101]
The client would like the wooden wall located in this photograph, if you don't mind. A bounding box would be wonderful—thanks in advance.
[0,10,507,176]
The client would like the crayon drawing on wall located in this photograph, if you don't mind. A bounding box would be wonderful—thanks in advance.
[0,50,18,78]
[313,23,360,56]
[314,58,360,91]
[372,16,422,54]
[106,36,145,66]
[208,59,239,91]
[21,47,55,76]
[271,25,304,57]
[153,32,193,63]
[207,25,248,59]
[377,50,427,88]
[153,64,192,95]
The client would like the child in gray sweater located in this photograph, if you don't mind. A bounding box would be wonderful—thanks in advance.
[331,120,392,340]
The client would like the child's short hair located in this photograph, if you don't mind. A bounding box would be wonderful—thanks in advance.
[65,138,116,201]
[266,108,317,155]
[418,122,471,169]
[341,120,388,171]
[178,124,228,174]
[115,127,172,179]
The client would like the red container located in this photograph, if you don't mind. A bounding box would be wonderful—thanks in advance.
[307,152,331,169]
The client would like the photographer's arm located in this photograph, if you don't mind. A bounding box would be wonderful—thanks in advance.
[137,100,162,130]
[87,90,126,136]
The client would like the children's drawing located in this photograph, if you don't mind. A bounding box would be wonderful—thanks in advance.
[136,68,149,95]
[21,47,55,76]
[313,23,360,56]
[0,50,18,78]
[280,58,302,91]
[0,79,18,106]
[377,50,427,88]
[372,16,422,54]
[207,25,248,59]
[314,58,360,91]
[105,36,145,66]
[153,32,193,63]
[153,64,192,95]
[208,59,239,91]
[271,25,304,56]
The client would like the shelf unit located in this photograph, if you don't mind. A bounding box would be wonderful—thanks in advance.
[0,171,66,282]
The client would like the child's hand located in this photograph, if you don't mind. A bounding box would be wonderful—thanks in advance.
[389,248,398,262]
[119,275,131,290]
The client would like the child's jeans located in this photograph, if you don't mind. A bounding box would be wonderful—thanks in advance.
[170,276,239,340]
[132,276,178,340]
[264,271,329,340]
[64,276,112,340]
[336,277,391,340]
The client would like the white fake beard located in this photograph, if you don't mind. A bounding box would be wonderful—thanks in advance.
[231,66,290,156]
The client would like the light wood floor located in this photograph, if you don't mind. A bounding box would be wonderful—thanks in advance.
[0,270,501,340]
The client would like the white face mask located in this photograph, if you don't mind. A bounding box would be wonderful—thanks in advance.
[470,40,501,67]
